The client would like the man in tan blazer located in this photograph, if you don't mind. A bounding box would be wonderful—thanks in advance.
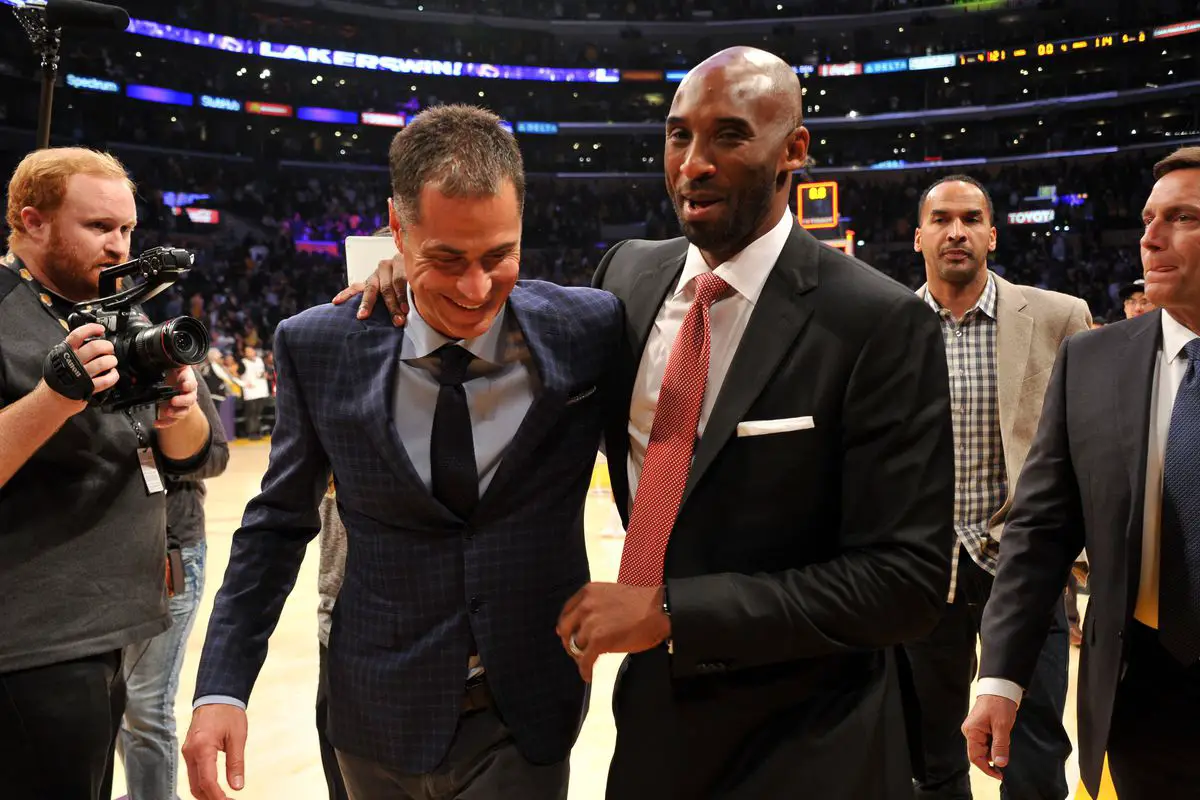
[899,175,1091,800]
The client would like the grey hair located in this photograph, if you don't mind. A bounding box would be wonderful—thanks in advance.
[387,104,525,227]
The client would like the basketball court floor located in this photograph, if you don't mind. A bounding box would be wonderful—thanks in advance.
[109,440,1090,799]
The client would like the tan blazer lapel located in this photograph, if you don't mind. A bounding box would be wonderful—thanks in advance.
[994,274,1033,470]
[991,274,1033,538]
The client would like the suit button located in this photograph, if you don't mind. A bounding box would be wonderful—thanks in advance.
[470,596,482,613]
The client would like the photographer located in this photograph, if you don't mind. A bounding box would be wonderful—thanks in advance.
[0,147,213,798]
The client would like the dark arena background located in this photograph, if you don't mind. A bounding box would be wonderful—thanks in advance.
[1,1,1196,797]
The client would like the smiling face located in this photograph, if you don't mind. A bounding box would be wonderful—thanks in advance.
[915,180,997,287]
[664,49,808,265]
[391,180,522,341]
[1140,168,1200,323]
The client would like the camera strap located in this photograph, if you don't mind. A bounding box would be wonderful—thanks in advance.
[5,258,160,489]
[5,256,72,333]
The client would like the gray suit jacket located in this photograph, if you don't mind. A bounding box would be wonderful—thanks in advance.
[980,310,1164,797]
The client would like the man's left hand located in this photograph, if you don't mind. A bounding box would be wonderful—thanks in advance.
[556,582,670,683]
[157,365,199,429]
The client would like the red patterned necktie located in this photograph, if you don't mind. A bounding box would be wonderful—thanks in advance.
[619,271,730,587]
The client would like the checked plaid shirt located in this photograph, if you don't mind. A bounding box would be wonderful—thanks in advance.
[924,274,1006,603]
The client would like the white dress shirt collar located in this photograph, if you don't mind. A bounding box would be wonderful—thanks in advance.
[401,285,509,365]
[676,209,793,305]
[1162,309,1200,364]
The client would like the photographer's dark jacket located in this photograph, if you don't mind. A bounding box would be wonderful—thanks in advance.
[0,260,215,673]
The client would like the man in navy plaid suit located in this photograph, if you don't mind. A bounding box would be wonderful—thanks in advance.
[182,105,623,800]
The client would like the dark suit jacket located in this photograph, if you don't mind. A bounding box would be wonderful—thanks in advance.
[593,221,956,799]
[194,281,623,773]
[980,309,1164,798]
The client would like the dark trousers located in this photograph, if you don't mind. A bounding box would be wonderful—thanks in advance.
[336,703,568,800]
[1107,622,1200,797]
[0,650,126,799]
[901,555,1071,800]
[318,643,351,800]
[243,397,265,439]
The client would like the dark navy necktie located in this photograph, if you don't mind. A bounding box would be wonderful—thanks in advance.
[430,345,478,520]
[1159,339,1200,664]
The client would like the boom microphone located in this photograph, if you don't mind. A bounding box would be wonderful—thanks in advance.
[45,0,129,31]
[9,0,130,150]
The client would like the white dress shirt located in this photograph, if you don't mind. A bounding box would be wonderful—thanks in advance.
[627,210,793,501]
[979,310,1200,705]
[240,356,270,401]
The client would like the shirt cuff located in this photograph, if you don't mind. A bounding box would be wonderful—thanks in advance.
[976,678,1024,707]
[194,694,247,711]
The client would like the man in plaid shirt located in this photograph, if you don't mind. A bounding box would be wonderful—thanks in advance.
[900,175,1092,800]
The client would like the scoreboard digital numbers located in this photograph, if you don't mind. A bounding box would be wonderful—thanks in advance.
[957,27,1151,66]
[797,180,839,230]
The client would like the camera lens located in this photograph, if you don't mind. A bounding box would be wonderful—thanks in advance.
[128,316,210,371]
[159,317,209,365]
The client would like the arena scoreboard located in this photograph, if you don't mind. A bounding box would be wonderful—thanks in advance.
[955,27,1155,66]
[797,180,840,230]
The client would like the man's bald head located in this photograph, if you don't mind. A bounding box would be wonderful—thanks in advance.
[663,47,809,266]
[677,46,804,134]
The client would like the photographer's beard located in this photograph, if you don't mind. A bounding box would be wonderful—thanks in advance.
[40,224,121,302]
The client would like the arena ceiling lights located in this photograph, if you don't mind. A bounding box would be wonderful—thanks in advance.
[1,0,1192,86]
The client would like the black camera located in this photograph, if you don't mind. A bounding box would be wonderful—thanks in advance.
[67,246,211,413]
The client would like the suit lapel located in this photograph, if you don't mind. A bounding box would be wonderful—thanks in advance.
[345,320,445,516]
[681,223,819,506]
[629,251,687,370]
[994,275,1034,468]
[476,285,568,515]
[1114,310,1162,606]
[609,250,687,518]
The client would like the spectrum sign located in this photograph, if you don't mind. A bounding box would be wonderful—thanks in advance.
[66,73,120,93]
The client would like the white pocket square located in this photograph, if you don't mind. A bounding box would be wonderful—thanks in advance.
[566,386,597,406]
[736,416,815,437]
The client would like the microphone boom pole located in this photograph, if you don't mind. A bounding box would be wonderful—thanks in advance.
[11,1,61,151]
[11,0,132,151]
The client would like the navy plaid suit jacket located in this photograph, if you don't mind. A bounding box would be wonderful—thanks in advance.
[194,280,623,772]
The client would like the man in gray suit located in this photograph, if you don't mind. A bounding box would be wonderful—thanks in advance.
[900,175,1091,800]
[965,146,1200,797]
